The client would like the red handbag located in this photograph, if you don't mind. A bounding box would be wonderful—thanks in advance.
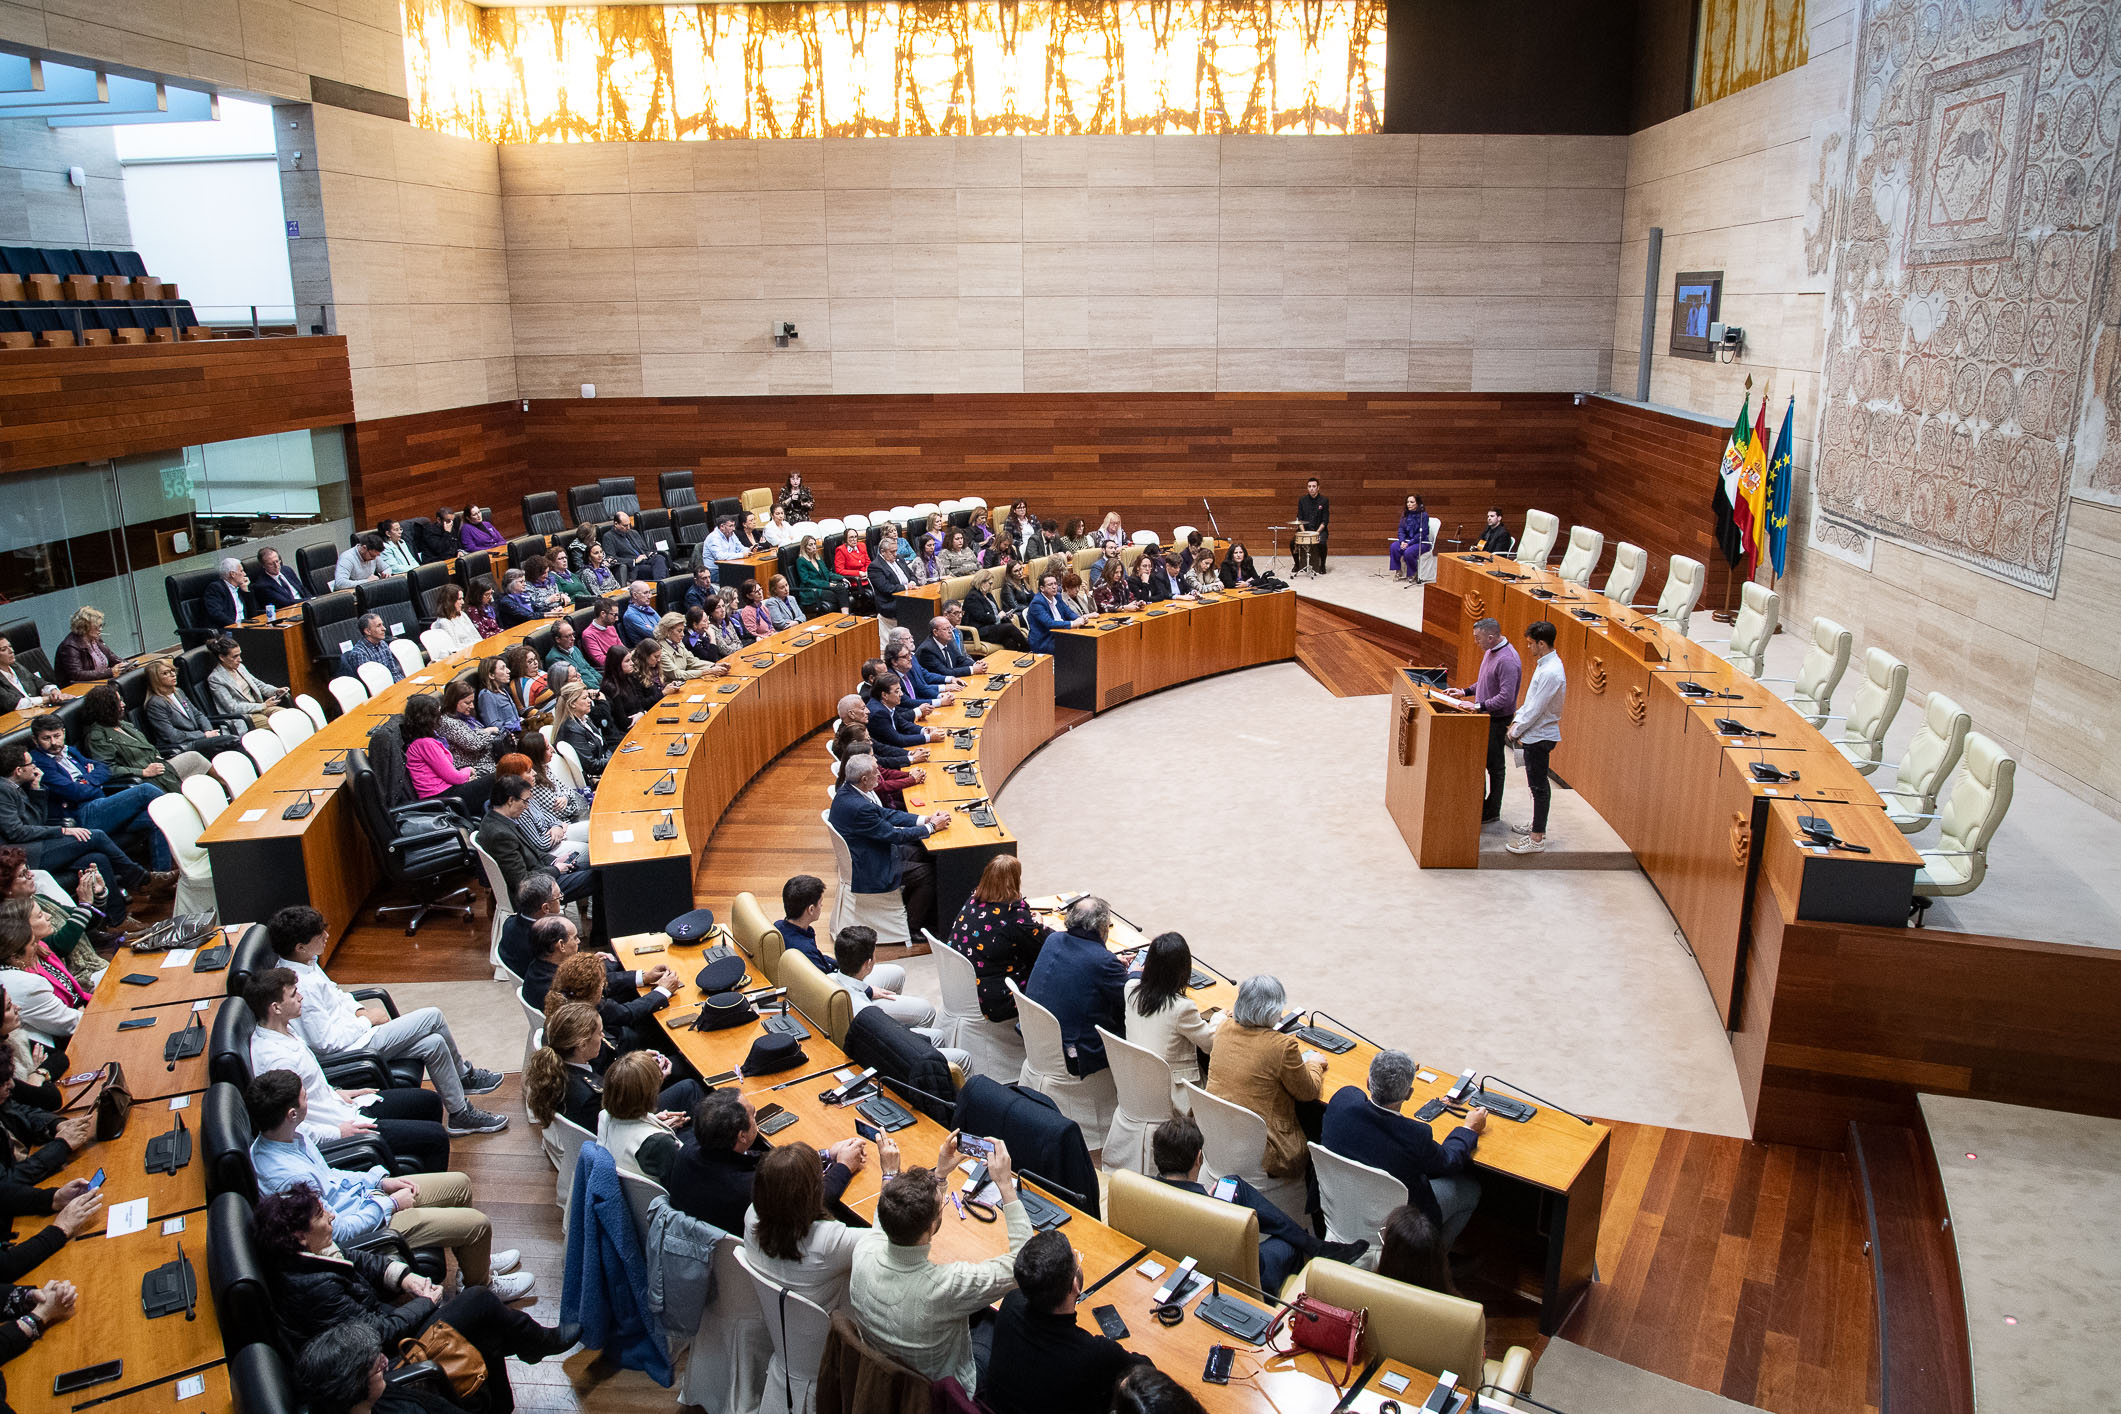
[1275,1292,1367,1381]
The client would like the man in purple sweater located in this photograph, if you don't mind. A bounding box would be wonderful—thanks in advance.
[1452,617,1521,823]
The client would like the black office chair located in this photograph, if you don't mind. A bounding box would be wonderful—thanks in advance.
[455,550,494,591]
[659,469,697,509]
[567,483,604,525]
[506,534,548,568]
[346,748,475,934]
[209,993,419,1097]
[225,1321,452,1412]
[0,618,48,682]
[599,475,640,519]
[522,491,565,536]
[399,517,438,565]
[226,922,272,996]
[294,542,338,596]
[656,573,694,613]
[672,505,709,569]
[165,568,227,648]
[306,591,361,670]
[355,577,419,645]
[707,496,742,526]
[777,543,801,579]
[407,562,453,625]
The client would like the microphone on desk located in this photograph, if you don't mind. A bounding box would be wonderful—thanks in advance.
[1480,1074,1594,1126]
[877,1072,957,1123]
[647,768,677,795]
[179,1240,197,1320]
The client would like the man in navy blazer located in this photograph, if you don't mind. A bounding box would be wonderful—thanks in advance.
[917,615,976,679]
[827,754,951,935]
[1320,1049,1486,1246]
[252,547,309,610]
[1025,572,1078,653]
[202,558,252,629]
[1024,895,1128,1077]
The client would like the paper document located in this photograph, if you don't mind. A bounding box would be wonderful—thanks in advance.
[105,1197,148,1238]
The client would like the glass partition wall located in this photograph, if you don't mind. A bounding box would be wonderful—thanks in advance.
[0,425,352,653]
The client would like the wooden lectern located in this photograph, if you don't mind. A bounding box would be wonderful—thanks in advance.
[1386,669,1488,868]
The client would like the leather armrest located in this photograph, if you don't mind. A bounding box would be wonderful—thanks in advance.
[386,1361,448,1393]
[349,985,399,1019]
[321,1054,390,1090]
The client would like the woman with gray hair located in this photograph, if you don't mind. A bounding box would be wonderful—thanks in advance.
[653,610,722,682]
[1206,973,1328,1185]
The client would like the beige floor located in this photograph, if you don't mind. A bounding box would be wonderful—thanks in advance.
[1531,1340,1770,1412]
[996,659,1754,1137]
[1919,1095,2121,1412]
[1304,558,2121,950]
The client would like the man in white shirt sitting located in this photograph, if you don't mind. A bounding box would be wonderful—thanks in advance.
[1507,618,1566,855]
[266,905,508,1135]
[828,925,970,1071]
[243,967,453,1174]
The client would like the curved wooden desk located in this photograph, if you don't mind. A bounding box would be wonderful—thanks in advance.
[1426,553,1919,1024]
[1050,584,1296,713]
[588,615,874,935]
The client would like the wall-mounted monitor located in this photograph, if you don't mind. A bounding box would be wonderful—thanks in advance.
[1669,270,1723,362]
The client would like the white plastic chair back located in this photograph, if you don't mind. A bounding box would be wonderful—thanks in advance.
[841,513,870,533]
[961,495,987,510]
[1171,524,1198,544]
[614,1165,668,1240]
[1603,542,1647,606]
[147,793,215,917]
[1787,617,1852,726]
[269,707,313,750]
[551,740,588,793]
[1310,1141,1410,1252]
[1726,581,1781,678]
[328,676,368,715]
[792,521,818,539]
[475,843,517,980]
[888,505,915,519]
[419,627,456,663]
[241,728,286,770]
[819,809,907,945]
[1554,525,1603,586]
[938,500,963,515]
[181,773,229,825]
[683,1235,772,1414]
[389,638,426,677]
[927,929,1026,1082]
[355,660,395,696]
[210,750,257,796]
[1418,517,1442,582]
[1516,509,1559,566]
[1884,692,1973,831]
[1182,1081,1306,1219]
[912,502,939,518]
[525,1026,548,1137]
[735,1246,835,1414]
[1834,647,1908,774]
[1096,1024,1177,1175]
[1130,529,1161,546]
[295,694,327,731]
[1917,732,2014,897]
[815,517,845,538]
[1654,555,1706,637]
[551,1113,595,1224]
[1006,978,1116,1137]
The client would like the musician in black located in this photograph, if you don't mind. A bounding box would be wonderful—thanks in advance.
[1476,507,1516,555]
[1295,478,1331,573]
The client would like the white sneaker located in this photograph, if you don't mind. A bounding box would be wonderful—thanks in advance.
[489,1249,521,1276]
[1506,835,1547,854]
[486,1270,536,1302]
[1507,820,1534,836]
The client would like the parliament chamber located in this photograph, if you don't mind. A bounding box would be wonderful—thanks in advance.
[1,3,2119,1413]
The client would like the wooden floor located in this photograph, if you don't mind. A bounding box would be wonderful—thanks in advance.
[1293,596,1411,697]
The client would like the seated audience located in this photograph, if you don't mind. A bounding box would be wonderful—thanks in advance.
[1219,540,1261,587]
[253,545,310,609]
[518,913,671,1018]
[1320,1048,1484,1248]
[0,1047,95,1185]
[544,618,602,690]
[569,542,622,598]
[1025,895,1127,1077]
[375,520,420,574]
[401,694,486,816]
[521,555,570,615]
[427,584,481,655]
[0,899,96,1055]
[479,776,608,942]
[54,689,189,807]
[1,847,115,985]
[473,656,521,733]
[514,734,591,843]
[1375,1201,1456,1295]
[667,1088,866,1233]
[743,1139,885,1311]
[269,905,507,1136]
[1146,553,1193,602]
[1058,570,1094,619]
[27,715,169,870]
[143,657,241,757]
[681,565,719,615]
[494,569,540,627]
[760,573,806,631]
[0,744,172,910]
[495,875,564,978]
[415,507,463,563]
[338,613,405,685]
[947,854,1041,1022]
[601,511,670,582]
[331,534,390,592]
[760,503,802,548]
[1026,573,1079,652]
[522,1001,611,1132]
[437,680,503,779]
[833,530,872,583]
[962,567,1029,651]
[795,535,852,614]
[465,583,502,638]
[850,1135,1029,1390]
[1206,974,1326,1188]
[1112,1366,1209,1414]
[619,581,660,646]
[700,597,745,657]
[656,611,723,681]
[245,968,452,1174]
[254,1183,577,1404]
[1149,1116,1358,1292]
[54,606,128,686]
[981,1229,1150,1414]
[204,557,251,628]
[736,579,777,639]
[246,1068,530,1298]
[917,614,976,682]
[457,504,505,552]
[829,926,968,1069]
[771,873,838,975]
[206,636,292,728]
[838,692,926,769]
[1124,932,1222,1111]
[0,635,59,716]
[937,526,981,578]
[828,752,949,937]
[538,952,672,1062]
[831,724,919,810]
[1056,517,1094,554]
[594,1049,690,1177]
[937,600,994,662]
[551,682,609,780]
[704,513,749,563]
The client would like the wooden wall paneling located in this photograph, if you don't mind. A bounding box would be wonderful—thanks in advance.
[1578,396,1737,612]
[348,399,530,527]
[0,339,355,472]
[1740,881,2121,1149]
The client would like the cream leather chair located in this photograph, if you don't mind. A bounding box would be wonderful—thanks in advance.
[1878,693,1972,833]
[1106,1169,1261,1291]
[1553,525,1603,586]
[1308,1142,1404,1263]
[269,706,314,751]
[924,928,1025,1081]
[355,660,395,696]
[740,486,773,516]
[181,773,229,826]
[1282,1258,1532,1408]
[1767,617,1852,726]
[1830,648,1908,774]
[1417,516,1442,582]
[146,793,215,918]
[819,808,910,945]
[327,675,368,715]
[780,951,854,1048]
[1714,581,1780,678]
[1911,732,2015,922]
[729,891,780,981]
[1096,1025,1178,1175]
[210,750,257,797]
[1007,978,1117,1137]
[1603,542,1647,607]
[1181,1081,1307,1221]
[1649,555,1706,637]
[1515,509,1559,568]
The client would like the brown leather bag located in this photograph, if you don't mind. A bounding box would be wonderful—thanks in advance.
[401,1321,487,1399]
[61,1061,131,1141]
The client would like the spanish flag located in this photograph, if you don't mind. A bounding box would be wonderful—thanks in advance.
[1712,382,1753,569]
[1736,384,1770,579]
